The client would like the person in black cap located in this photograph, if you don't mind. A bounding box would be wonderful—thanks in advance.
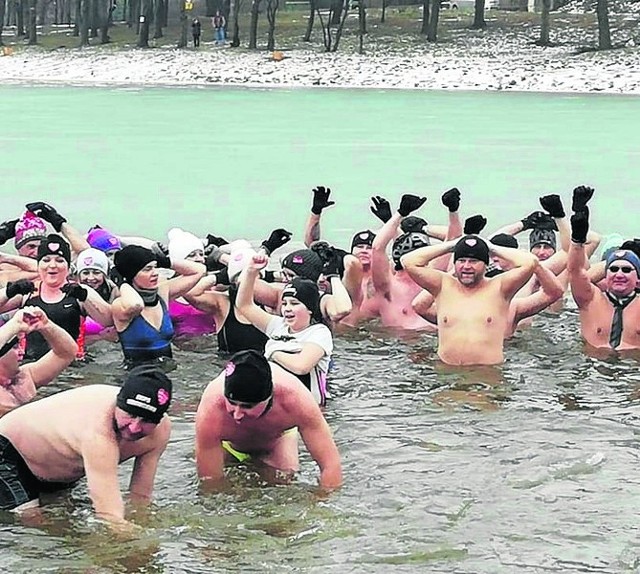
[0,366,172,529]
[195,350,342,489]
[235,252,334,405]
[111,244,205,366]
[401,233,538,365]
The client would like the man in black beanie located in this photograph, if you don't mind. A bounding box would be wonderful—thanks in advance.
[400,234,538,365]
[0,366,172,529]
[195,350,342,490]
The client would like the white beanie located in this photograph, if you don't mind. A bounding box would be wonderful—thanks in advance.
[168,228,204,261]
[227,247,257,283]
[76,248,109,276]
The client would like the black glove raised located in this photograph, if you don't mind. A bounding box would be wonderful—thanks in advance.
[620,239,640,259]
[5,279,35,299]
[464,215,487,235]
[62,283,88,302]
[539,194,565,219]
[398,194,427,217]
[400,216,427,233]
[261,228,292,255]
[570,209,589,244]
[572,185,594,213]
[0,219,19,246]
[151,242,171,268]
[311,241,345,278]
[370,196,392,223]
[25,201,67,232]
[205,234,229,248]
[441,188,461,213]
[311,186,335,215]
[521,211,547,231]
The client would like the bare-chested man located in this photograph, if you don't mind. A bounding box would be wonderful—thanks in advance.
[0,366,172,529]
[568,207,640,351]
[0,306,77,416]
[401,234,537,365]
[195,349,342,490]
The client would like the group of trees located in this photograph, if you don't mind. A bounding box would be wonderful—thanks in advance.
[0,0,618,52]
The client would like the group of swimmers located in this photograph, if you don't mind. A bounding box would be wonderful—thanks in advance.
[0,185,638,530]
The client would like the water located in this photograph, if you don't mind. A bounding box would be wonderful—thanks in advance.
[1,85,640,573]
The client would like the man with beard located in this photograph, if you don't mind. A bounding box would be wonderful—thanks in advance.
[401,234,537,365]
[0,366,172,529]
[568,205,640,351]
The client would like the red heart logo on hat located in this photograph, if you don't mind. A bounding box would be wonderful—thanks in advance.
[49,242,60,251]
[83,257,93,265]
[465,239,477,247]
[293,256,304,264]
[225,362,236,376]
[108,238,118,245]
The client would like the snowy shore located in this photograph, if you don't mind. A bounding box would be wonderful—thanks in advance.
[1,18,640,93]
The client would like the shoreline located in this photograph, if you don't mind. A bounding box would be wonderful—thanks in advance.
[2,22,640,94]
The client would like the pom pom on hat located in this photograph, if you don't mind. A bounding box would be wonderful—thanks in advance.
[14,211,47,249]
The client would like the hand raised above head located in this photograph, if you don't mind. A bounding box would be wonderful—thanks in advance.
[311,186,335,215]
[441,188,460,212]
[463,214,487,235]
[398,194,427,217]
[539,194,565,219]
[370,195,392,223]
[571,185,594,213]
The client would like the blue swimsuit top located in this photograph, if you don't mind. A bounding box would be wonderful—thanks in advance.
[118,298,175,364]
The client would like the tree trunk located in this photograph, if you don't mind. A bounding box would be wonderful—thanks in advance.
[0,0,6,45]
[80,0,90,43]
[357,0,365,50]
[248,0,259,48]
[177,0,187,45]
[330,0,348,51]
[17,0,25,35]
[420,0,428,33]
[153,0,162,37]
[470,0,485,29]
[596,0,611,49]
[91,0,99,36]
[329,0,340,25]
[27,0,37,43]
[426,0,439,41]
[538,0,550,45]
[265,0,277,49]
[229,0,239,45]
[380,0,385,23]
[99,0,109,42]
[137,0,150,45]
[205,0,214,14]
[302,0,314,41]
[73,0,80,34]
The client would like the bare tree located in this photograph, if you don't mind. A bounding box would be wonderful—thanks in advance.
[420,0,429,33]
[303,0,315,41]
[316,0,348,52]
[72,0,80,34]
[229,0,241,45]
[177,0,188,46]
[27,0,37,43]
[0,0,6,45]
[356,0,366,53]
[137,0,151,46]
[248,0,260,47]
[265,0,278,49]
[596,0,611,49]
[80,0,90,43]
[153,0,163,37]
[537,0,551,45]
[380,0,386,23]
[426,0,440,41]
[17,0,26,36]
[470,0,486,29]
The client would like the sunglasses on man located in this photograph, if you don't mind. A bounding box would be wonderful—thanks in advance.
[608,265,634,274]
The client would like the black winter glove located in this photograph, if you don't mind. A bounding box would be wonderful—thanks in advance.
[205,234,229,248]
[0,219,19,245]
[464,215,488,235]
[109,267,126,287]
[521,211,547,231]
[212,267,230,286]
[539,194,565,218]
[398,194,427,217]
[620,239,640,259]
[261,228,292,255]
[5,279,35,299]
[370,196,392,223]
[25,201,67,232]
[400,216,427,233]
[311,241,345,278]
[62,283,88,302]
[311,186,335,215]
[151,242,171,268]
[441,188,461,213]
[572,185,594,213]
[570,209,589,244]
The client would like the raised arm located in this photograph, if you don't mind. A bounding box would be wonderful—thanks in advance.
[567,211,597,308]
[304,186,334,247]
[512,261,564,324]
[235,254,277,333]
[490,244,537,300]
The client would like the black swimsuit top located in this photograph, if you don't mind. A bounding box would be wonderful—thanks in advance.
[217,289,268,354]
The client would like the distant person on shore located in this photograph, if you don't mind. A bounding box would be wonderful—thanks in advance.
[0,366,172,530]
[0,306,77,417]
[195,350,342,489]
[212,10,225,45]
[192,17,201,48]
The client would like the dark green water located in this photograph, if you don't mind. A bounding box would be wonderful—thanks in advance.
[1,85,640,573]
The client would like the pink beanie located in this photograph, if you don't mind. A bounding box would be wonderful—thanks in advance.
[14,211,47,249]
[87,227,122,253]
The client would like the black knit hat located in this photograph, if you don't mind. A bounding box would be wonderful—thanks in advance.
[350,230,376,251]
[453,235,490,265]
[529,228,557,251]
[224,350,273,404]
[490,233,519,249]
[36,234,71,264]
[113,245,156,284]
[282,277,323,323]
[281,249,324,282]
[116,365,173,424]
